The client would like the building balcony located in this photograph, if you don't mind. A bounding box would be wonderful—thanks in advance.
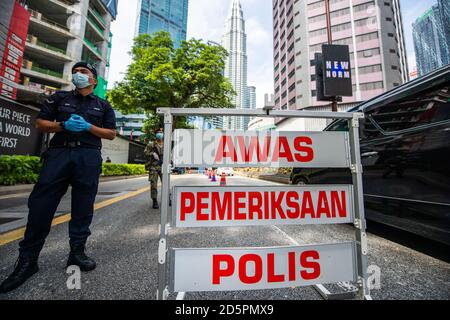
[15,81,60,104]
[88,6,107,28]
[26,0,75,27]
[83,38,104,60]
[21,62,70,86]
[27,8,74,39]
[86,15,106,40]
[25,37,72,63]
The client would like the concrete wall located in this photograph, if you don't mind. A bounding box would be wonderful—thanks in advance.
[101,136,129,163]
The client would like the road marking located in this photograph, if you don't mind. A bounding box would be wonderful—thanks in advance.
[271,225,300,245]
[0,192,30,200]
[176,292,186,300]
[0,186,150,246]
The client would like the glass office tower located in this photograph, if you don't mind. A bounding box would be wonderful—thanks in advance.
[136,0,188,48]
[413,0,450,77]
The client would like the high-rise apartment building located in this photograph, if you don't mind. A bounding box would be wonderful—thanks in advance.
[413,0,450,77]
[136,0,188,48]
[222,0,249,130]
[273,0,408,111]
[10,0,116,105]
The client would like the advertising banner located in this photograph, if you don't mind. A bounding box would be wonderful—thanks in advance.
[0,97,42,155]
[0,1,30,100]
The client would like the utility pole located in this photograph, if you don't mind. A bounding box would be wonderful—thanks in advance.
[325,0,338,112]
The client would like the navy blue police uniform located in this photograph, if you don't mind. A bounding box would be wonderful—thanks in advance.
[18,90,116,258]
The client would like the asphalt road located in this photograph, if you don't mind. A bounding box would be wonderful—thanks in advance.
[0,174,448,300]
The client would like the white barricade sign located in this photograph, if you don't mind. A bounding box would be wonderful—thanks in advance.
[170,242,357,292]
[172,130,351,168]
[172,185,354,227]
[156,108,371,300]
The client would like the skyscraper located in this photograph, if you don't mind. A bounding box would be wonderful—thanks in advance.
[126,0,188,140]
[413,0,450,77]
[244,85,256,130]
[136,0,189,48]
[273,0,409,111]
[222,0,248,130]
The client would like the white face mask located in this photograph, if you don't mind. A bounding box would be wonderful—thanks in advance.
[72,72,91,88]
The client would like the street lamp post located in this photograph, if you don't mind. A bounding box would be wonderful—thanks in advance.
[325,0,339,112]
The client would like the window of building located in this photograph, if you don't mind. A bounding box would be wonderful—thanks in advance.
[288,83,295,92]
[359,64,382,74]
[307,1,324,10]
[360,81,383,91]
[358,48,381,58]
[288,70,295,78]
[354,1,375,12]
[356,32,378,42]
[288,56,295,65]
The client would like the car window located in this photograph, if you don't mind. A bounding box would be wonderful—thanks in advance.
[367,84,450,134]
[327,120,348,132]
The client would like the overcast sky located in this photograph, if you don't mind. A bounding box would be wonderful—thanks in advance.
[108,0,437,108]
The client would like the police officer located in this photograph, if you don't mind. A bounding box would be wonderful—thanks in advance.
[145,129,164,209]
[0,62,117,294]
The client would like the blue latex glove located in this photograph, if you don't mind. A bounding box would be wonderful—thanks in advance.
[64,115,84,132]
[65,114,92,132]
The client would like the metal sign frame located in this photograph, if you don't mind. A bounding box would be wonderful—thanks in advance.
[156,107,371,300]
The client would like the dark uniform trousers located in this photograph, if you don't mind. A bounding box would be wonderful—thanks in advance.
[19,147,102,258]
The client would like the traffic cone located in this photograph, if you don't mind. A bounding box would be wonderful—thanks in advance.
[220,173,227,186]
[211,170,217,182]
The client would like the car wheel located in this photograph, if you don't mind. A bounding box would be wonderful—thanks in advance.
[296,178,307,185]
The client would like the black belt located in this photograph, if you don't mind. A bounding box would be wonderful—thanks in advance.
[51,141,101,150]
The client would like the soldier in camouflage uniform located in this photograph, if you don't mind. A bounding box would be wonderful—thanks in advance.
[145,129,164,209]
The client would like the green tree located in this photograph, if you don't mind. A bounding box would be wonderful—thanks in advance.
[139,113,194,143]
[107,31,235,133]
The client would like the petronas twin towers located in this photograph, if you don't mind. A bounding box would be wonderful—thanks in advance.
[221,0,252,130]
